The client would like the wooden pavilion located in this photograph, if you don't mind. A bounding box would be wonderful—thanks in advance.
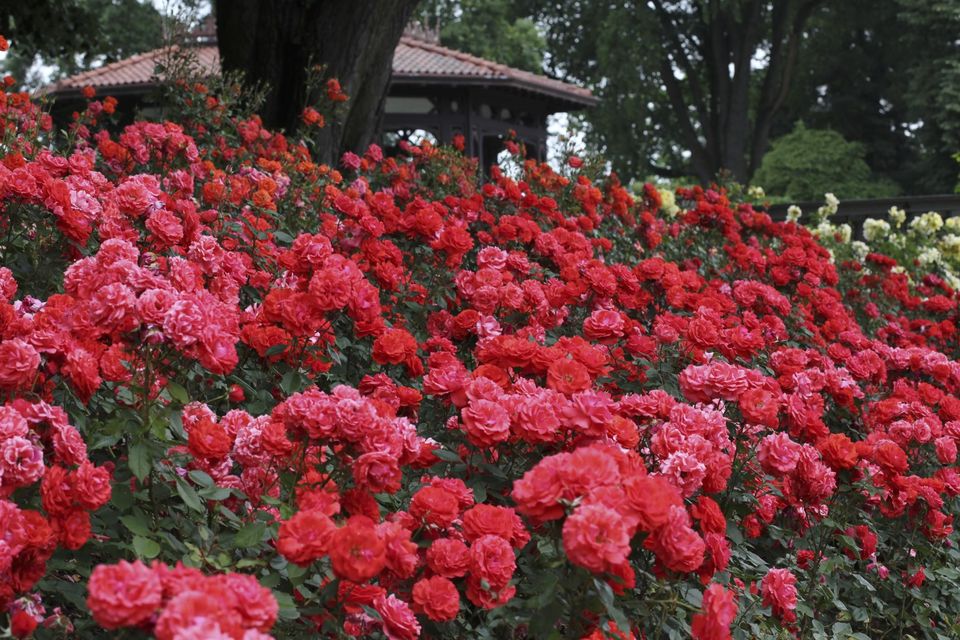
[45,27,597,169]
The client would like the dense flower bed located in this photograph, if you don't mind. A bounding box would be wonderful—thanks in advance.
[2,40,960,640]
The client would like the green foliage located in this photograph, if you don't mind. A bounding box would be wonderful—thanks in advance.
[1,0,164,88]
[771,0,960,194]
[753,122,900,202]
[419,0,546,73]
[532,1,698,181]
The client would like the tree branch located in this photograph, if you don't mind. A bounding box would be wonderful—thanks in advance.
[649,0,711,138]
[748,0,829,177]
[658,53,714,182]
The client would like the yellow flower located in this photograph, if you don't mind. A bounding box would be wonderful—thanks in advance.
[658,189,679,218]
[909,211,944,235]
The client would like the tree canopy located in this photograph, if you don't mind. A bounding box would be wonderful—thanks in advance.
[1,0,163,87]
[419,0,545,73]
[5,0,960,195]
[437,0,960,194]
[752,122,900,202]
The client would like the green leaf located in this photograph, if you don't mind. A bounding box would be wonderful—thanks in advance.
[128,441,152,481]
[120,514,154,537]
[167,381,190,404]
[232,522,267,548]
[176,477,205,512]
[132,535,161,559]
[280,370,304,395]
[593,578,630,634]
[274,590,300,620]
[189,470,214,487]
[432,448,462,463]
[265,343,288,357]
[198,486,232,501]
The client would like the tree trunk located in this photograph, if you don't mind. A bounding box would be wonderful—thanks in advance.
[214,0,419,164]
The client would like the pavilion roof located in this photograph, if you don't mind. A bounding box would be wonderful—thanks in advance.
[46,36,597,110]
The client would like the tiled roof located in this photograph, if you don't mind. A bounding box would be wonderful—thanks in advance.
[48,46,219,92]
[46,37,596,108]
[391,38,596,106]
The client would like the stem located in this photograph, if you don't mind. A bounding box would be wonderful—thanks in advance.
[1,202,18,267]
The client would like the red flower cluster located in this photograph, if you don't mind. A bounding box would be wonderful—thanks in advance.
[86,560,277,639]
[1,38,960,637]
[0,400,111,604]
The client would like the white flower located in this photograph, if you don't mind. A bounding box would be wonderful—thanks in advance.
[786,205,802,223]
[747,185,765,199]
[863,218,891,242]
[945,272,960,291]
[816,193,839,221]
[838,223,852,243]
[918,247,941,266]
[940,234,960,259]
[851,241,869,259]
[888,206,906,228]
[815,221,833,238]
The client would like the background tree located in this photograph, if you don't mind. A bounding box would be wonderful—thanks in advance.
[214,0,420,163]
[753,122,900,201]
[416,0,546,73]
[526,0,830,184]
[0,0,163,88]
[775,0,960,195]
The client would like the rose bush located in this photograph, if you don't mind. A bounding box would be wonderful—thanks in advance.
[1,36,960,639]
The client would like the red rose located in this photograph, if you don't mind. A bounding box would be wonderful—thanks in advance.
[762,568,798,623]
[221,572,278,632]
[0,339,40,389]
[462,504,517,543]
[154,589,244,640]
[87,560,163,629]
[647,506,705,573]
[10,610,38,639]
[373,593,420,640]
[690,496,726,536]
[583,309,625,342]
[276,509,336,567]
[512,455,568,523]
[187,417,232,460]
[469,534,516,590]
[329,516,386,582]
[349,450,400,493]
[738,387,779,427]
[546,358,592,395]
[622,474,683,533]
[874,441,908,474]
[758,433,802,476]
[562,503,631,574]
[460,398,510,448]
[426,538,471,578]
[52,509,91,550]
[412,576,460,622]
[816,433,859,470]
[73,462,112,510]
[691,583,738,640]
[409,486,461,528]
[372,328,418,365]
